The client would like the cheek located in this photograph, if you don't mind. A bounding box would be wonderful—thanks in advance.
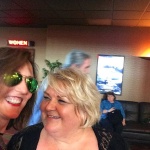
[26,93,32,101]
[63,107,81,122]
[22,93,32,106]
[40,101,47,111]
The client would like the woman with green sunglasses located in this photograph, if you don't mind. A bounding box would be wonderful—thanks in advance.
[0,47,38,149]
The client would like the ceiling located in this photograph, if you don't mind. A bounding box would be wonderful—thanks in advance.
[1,0,150,28]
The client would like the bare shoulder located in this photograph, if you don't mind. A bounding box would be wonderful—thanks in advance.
[83,128,99,150]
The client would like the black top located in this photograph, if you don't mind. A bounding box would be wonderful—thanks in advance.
[7,122,128,150]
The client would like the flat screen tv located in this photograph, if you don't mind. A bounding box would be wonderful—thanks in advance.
[96,54,124,95]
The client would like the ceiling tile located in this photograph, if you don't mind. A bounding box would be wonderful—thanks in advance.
[2,10,32,18]
[0,0,150,28]
[2,17,34,27]
[84,11,112,19]
[0,0,23,9]
[141,12,150,19]
[114,0,150,10]
[113,20,139,27]
[56,11,85,18]
[0,11,10,18]
[63,18,87,25]
[87,19,112,26]
[29,10,59,18]
[43,0,80,10]
[113,11,143,19]
[79,0,113,10]
[13,0,50,10]
[138,20,150,27]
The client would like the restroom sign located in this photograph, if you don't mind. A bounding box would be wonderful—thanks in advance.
[7,40,35,47]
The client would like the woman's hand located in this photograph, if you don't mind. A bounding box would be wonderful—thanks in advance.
[122,118,126,126]
[103,109,108,113]
[103,107,115,113]
[108,107,115,112]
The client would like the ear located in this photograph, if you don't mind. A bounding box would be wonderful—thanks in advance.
[70,64,78,68]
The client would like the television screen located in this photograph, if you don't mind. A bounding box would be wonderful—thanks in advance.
[96,55,124,95]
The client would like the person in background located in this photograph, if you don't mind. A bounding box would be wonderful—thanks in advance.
[28,49,91,126]
[100,91,126,134]
[62,49,91,74]
[7,68,128,150]
[0,47,38,149]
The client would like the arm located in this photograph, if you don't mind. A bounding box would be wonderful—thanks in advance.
[100,100,115,114]
[100,100,109,114]
[122,118,126,126]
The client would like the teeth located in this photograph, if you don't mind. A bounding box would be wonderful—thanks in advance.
[48,115,59,119]
[6,97,21,104]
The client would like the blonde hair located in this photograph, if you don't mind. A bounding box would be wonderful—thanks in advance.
[45,68,101,128]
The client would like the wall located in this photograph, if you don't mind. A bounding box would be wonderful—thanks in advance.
[0,25,150,102]
[46,25,150,102]
[0,27,47,80]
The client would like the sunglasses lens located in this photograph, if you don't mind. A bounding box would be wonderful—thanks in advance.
[3,72,22,86]
[26,78,38,93]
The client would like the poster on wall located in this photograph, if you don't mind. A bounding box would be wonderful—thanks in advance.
[96,54,124,95]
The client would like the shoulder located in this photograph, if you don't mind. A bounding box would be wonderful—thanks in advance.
[101,100,108,104]
[115,100,122,105]
[7,123,43,150]
[15,122,43,137]
[92,123,128,150]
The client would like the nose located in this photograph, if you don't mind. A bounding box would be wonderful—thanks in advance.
[14,78,29,94]
[45,99,57,111]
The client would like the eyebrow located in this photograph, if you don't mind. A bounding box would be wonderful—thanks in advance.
[44,91,49,96]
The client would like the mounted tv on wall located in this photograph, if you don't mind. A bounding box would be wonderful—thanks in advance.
[96,54,124,95]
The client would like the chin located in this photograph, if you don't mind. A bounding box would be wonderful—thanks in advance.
[9,114,20,119]
[44,123,59,132]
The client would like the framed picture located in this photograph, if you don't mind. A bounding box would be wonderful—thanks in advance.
[96,54,125,95]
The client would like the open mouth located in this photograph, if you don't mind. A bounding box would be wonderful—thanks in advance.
[6,97,22,105]
[48,115,60,119]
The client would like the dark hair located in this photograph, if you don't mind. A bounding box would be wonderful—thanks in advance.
[102,91,116,100]
[0,47,38,130]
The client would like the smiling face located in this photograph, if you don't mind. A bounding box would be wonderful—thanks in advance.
[107,94,115,103]
[0,62,33,121]
[41,86,82,136]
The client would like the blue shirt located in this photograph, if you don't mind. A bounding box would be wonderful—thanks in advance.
[27,77,48,126]
[100,100,125,119]
[27,88,44,126]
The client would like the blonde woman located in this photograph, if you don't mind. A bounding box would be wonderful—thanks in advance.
[8,68,128,150]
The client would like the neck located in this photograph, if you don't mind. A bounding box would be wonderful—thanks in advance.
[0,118,9,134]
[42,127,90,145]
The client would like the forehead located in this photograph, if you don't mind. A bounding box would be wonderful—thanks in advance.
[17,62,33,76]
[45,85,68,100]
[108,94,114,97]
[83,58,91,65]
